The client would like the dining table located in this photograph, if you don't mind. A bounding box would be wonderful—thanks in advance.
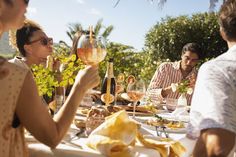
[26,105,196,157]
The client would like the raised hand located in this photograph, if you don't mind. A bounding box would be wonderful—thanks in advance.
[75,65,100,92]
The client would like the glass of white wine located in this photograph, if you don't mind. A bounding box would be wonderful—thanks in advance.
[127,79,146,118]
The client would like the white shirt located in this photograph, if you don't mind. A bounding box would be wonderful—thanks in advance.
[187,45,236,156]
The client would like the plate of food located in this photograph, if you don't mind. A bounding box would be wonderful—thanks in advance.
[136,115,187,134]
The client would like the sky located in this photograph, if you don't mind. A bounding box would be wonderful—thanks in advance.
[26,0,223,51]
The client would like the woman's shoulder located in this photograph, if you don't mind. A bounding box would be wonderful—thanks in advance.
[1,60,29,80]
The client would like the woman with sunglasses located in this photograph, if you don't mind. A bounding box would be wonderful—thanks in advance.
[10,19,57,107]
[9,19,53,69]
[0,1,100,157]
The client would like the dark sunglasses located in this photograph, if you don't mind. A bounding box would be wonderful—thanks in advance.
[24,0,29,5]
[28,37,53,46]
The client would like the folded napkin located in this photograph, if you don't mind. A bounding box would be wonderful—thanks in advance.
[87,110,138,157]
[171,106,189,116]
[87,110,185,157]
[137,132,185,157]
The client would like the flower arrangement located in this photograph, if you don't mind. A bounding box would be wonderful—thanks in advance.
[171,79,193,95]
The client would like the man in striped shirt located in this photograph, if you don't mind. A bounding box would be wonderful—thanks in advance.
[147,43,202,105]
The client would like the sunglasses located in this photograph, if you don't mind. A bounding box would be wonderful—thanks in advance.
[28,37,53,46]
[24,0,29,5]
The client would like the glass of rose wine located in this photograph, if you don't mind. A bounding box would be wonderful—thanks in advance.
[127,79,146,118]
[77,27,107,94]
[77,27,107,66]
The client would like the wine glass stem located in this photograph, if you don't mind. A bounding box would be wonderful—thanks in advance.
[133,101,137,118]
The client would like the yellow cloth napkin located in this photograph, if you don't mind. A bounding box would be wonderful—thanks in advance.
[137,131,185,157]
[87,110,185,157]
[87,110,137,157]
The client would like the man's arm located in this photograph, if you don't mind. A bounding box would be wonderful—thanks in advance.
[193,128,235,157]
[147,63,170,100]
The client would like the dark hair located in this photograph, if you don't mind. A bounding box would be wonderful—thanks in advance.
[219,0,236,41]
[16,20,42,56]
[181,42,203,60]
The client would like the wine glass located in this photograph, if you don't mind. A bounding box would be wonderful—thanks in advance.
[77,29,107,66]
[77,27,107,96]
[127,79,146,118]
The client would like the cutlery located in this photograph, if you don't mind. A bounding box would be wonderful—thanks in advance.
[61,140,82,149]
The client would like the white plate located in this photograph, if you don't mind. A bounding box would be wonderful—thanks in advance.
[135,116,187,134]
[156,113,190,122]
[142,123,187,134]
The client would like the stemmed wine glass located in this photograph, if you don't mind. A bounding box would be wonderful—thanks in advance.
[77,27,107,66]
[77,26,107,95]
[127,79,146,118]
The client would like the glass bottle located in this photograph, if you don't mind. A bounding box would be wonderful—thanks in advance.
[101,58,116,105]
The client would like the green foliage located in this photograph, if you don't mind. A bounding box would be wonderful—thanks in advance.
[145,12,227,62]
[53,43,85,87]
[31,43,85,97]
[31,64,58,97]
[97,42,156,86]
[175,79,191,94]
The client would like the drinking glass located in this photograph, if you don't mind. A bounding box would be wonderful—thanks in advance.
[127,79,146,118]
[77,30,107,66]
[76,27,107,95]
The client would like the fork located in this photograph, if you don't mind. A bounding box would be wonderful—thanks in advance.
[155,126,169,138]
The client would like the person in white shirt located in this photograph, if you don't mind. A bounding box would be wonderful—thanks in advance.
[187,0,236,156]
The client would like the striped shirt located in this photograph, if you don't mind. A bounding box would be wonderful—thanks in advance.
[147,61,197,105]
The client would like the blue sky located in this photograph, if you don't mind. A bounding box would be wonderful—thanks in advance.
[26,0,223,51]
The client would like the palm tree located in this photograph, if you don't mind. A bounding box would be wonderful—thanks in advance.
[66,18,114,41]
[66,23,83,41]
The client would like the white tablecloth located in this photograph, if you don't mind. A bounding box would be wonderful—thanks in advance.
[27,115,195,157]
[28,138,161,157]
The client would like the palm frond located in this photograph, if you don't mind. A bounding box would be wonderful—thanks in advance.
[157,0,167,9]
[102,26,114,39]
[113,0,121,7]
[94,19,103,37]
